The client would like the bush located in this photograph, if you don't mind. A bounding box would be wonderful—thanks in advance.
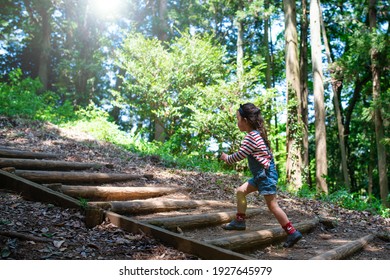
[0,69,75,123]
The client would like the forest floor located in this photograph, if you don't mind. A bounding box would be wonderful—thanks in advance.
[0,116,389,260]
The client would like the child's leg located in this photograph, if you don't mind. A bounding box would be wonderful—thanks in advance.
[222,182,257,230]
[264,194,302,247]
[236,181,258,215]
[263,194,289,226]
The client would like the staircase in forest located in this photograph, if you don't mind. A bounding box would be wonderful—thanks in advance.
[0,146,385,260]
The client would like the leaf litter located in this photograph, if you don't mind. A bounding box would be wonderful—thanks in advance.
[0,116,389,260]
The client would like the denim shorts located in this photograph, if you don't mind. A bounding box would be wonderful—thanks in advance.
[247,159,278,195]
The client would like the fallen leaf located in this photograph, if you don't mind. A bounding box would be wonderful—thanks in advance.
[53,240,65,248]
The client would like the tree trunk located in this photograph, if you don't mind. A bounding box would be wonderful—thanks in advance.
[310,0,328,194]
[299,0,311,187]
[236,1,244,93]
[37,1,51,91]
[320,6,350,189]
[283,0,303,190]
[152,0,168,142]
[369,0,389,208]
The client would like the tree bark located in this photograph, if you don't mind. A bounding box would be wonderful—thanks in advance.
[320,6,350,189]
[299,0,311,187]
[37,0,51,91]
[236,0,244,93]
[283,0,303,190]
[369,0,389,208]
[153,0,168,142]
[310,0,328,194]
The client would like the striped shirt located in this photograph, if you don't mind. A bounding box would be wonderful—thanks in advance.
[227,130,272,169]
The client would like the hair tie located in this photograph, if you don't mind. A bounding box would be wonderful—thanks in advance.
[238,104,247,118]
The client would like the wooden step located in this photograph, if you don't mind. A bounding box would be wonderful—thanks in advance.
[0,158,113,170]
[13,170,153,184]
[206,218,319,251]
[0,147,58,159]
[310,234,374,260]
[89,199,232,214]
[145,208,264,230]
[49,185,183,201]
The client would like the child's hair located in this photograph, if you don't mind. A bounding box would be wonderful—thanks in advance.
[238,103,272,152]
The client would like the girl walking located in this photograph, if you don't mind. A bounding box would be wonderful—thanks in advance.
[220,103,302,248]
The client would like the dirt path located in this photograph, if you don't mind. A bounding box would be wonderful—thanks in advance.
[0,116,389,260]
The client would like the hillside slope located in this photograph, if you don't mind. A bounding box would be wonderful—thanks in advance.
[0,116,389,260]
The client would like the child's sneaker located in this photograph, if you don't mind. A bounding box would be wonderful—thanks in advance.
[222,219,246,230]
[283,230,302,248]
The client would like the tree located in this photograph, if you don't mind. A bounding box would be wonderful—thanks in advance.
[310,0,328,194]
[283,0,303,190]
[235,0,245,93]
[320,5,351,189]
[369,0,388,207]
[299,0,311,187]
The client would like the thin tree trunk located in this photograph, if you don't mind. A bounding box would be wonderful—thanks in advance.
[153,0,168,142]
[369,0,388,208]
[264,0,273,151]
[310,0,328,194]
[283,0,303,190]
[299,0,311,187]
[320,6,350,189]
[236,1,244,93]
[37,1,51,91]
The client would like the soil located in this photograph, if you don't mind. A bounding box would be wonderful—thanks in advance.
[0,116,389,260]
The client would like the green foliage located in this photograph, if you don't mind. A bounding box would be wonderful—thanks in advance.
[0,69,75,123]
[294,185,389,218]
[0,69,44,117]
[63,104,227,173]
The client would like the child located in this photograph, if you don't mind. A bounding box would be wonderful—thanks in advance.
[220,103,302,248]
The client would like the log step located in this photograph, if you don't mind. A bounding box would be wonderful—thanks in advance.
[206,218,319,251]
[88,199,233,214]
[0,147,58,159]
[51,185,184,201]
[13,170,153,184]
[0,158,113,171]
[145,208,264,230]
[310,234,375,260]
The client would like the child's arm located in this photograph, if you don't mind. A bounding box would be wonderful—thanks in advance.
[220,152,229,163]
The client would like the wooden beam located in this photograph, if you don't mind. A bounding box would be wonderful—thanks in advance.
[206,218,319,251]
[104,211,253,260]
[0,170,80,208]
[89,199,233,214]
[0,147,58,159]
[0,169,250,260]
[54,185,183,200]
[310,234,374,260]
[145,208,264,229]
[0,158,113,170]
[13,170,153,184]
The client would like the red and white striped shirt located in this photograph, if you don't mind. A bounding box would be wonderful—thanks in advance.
[227,130,272,169]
